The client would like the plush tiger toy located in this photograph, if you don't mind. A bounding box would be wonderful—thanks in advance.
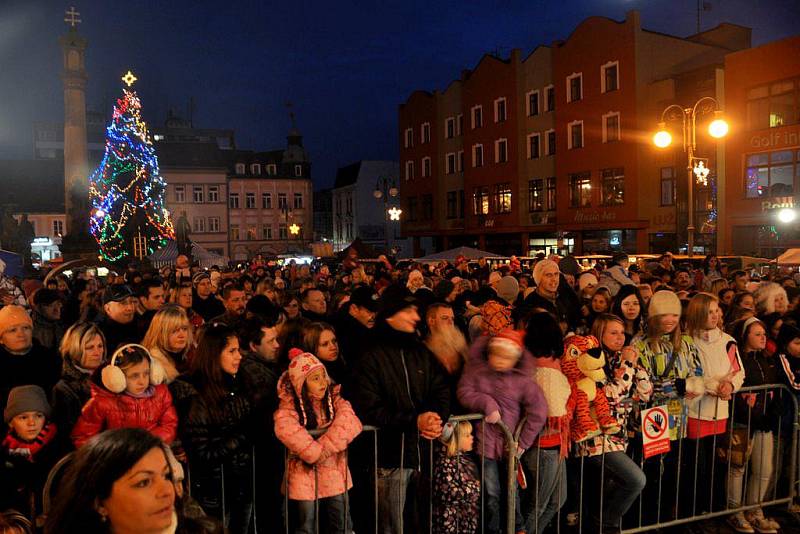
[561,334,620,442]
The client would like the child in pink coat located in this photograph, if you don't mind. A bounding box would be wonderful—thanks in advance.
[274,348,362,534]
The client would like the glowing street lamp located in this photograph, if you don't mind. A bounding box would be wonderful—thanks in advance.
[653,124,672,148]
[778,208,797,224]
[708,111,729,139]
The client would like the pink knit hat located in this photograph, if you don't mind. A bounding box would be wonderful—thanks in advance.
[286,348,327,395]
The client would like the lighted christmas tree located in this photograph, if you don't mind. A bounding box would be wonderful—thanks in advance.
[89,71,174,263]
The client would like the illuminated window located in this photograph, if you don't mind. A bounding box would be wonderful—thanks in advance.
[494,183,512,213]
[569,172,592,207]
[601,168,625,206]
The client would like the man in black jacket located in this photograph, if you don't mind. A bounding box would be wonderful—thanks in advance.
[351,284,450,534]
[191,272,225,322]
[95,284,141,352]
[521,259,581,333]
[334,285,378,367]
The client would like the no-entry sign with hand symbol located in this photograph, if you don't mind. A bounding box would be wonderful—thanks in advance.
[641,405,670,458]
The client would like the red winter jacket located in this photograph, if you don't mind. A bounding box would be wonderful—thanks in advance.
[71,381,178,447]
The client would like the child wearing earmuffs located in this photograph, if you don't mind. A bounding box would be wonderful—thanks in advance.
[71,344,178,448]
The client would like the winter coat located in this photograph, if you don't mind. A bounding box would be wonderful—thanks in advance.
[238,351,281,446]
[71,378,178,447]
[274,382,362,500]
[191,293,225,322]
[94,315,141,353]
[457,336,547,460]
[51,358,94,441]
[597,265,635,297]
[734,350,781,433]
[333,309,371,369]
[350,321,451,468]
[0,341,62,416]
[432,443,480,534]
[149,346,189,384]
[32,310,65,351]
[520,284,581,333]
[690,328,745,422]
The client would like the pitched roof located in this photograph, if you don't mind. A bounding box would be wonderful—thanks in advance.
[334,162,362,189]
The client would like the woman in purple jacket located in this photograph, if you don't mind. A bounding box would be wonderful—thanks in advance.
[458,328,547,534]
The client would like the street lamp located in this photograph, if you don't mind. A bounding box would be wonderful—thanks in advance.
[653,97,729,256]
[778,208,797,224]
[374,176,400,250]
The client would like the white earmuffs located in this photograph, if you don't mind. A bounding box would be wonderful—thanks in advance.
[101,343,166,394]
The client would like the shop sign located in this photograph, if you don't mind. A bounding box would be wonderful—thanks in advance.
[762,197,794,212]
[749,128,800,149]
[573,210,616,223]
[484,219,495,227]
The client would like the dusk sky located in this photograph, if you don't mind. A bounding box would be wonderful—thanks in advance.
[1,0,798,189]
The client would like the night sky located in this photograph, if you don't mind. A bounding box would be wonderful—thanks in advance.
[1,0,798,190]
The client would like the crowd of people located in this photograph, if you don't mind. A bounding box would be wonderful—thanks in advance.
[1,250,800,534]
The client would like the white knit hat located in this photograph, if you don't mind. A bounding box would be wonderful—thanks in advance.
[533,259,559,286]
[648,290,681,317]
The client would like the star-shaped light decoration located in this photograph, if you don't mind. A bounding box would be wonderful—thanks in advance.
[121,70,138,87]
[289,223,300,235]
[388,206,403,221]
[693,160,710,186]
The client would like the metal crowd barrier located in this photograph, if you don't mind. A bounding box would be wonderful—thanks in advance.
[176,383,800,534]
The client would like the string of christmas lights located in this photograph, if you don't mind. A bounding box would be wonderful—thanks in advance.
[88,76,174,263]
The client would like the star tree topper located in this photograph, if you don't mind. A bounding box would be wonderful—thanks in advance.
[121,70,138,87]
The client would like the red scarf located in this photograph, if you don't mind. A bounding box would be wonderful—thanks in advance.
[2,422,58,462]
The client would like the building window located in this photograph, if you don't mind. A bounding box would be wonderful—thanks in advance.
[266,164,277,175]
[447,191,458,219]
[407,197,418,221]
[471,105,483,129]
[446,153,456,174]
[208,186,219,202]
[346,195,353,215]
[495,138,508,163]
[545,129,556,155]
[405,160,414,180]
[421,122,431,144]
[174,186,185,203]
[601,168,625,206]
[527,133,541,159]
[569,172,592,208]
[445,117,455,139]
[473,186,490,215]
[294,192,303,209]
[456,114,464,135]
[235,163,245,174]
[745,150,797,198]
[208,217,220,233]
[53,219,64,236]
[568,121,584,149]
[278,193,288,209]
[601,61,619,93]
[567,73,583,103]
[603,112,620,143]
[251,164,261,175]
[294,164,303,177]
[247,226,257,240]
[546,177,556,211]
[262,192,272,209]
[230,224,240,240]
[279,224,288,240]
[527,90,540,117]
[404,128,414,148]
[421,194,433,221]
[528,179,544,212]
[494,183,512,213]
[660,167,676,206]
[746,79,799,130]
[545,85,555,112]
[457,150,464,172]
[193,186,204,203]
[263,225,272,239]
[229,193,239,209]
[245,192,256,209]
[472,144,484,167]
[494,97,507,122]
[422,157,432,177]
[458,190,465,218]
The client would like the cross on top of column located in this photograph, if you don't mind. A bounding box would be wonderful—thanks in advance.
[64,6,82,28]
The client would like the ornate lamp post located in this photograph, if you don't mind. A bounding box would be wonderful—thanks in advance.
[373,177,400,250]
[653,97,728,256]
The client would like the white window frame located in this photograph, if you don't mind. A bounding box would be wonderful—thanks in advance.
[456,114,464,135]
[405,160,414,181]
[404,128,413,148]
[263,225,272,239]
[266,163,277,175]
[229,192,240,209]
[456,150,464,172]
[250,163,261,175]
[494,97,507,123]
[566,72,583,103]
[294,192,303,209]
[494,138,508,163]
[471,105,483,129]
[422,156,432,177]
[53,219,64,236]
[421,122,431,144]
[235,163,245,175]
[472,144,484,167]
[568,120,584,149]
[208,217,220,233]
[193,217,205,233]
[544,84,555,112]
[294,164,302,177]
[526,90,540,117]
[445,117,455,139]
[526,133,541,159]
[445,152,456,174]
[601,60,619,94]
[262,192,272,209]
[174,185,185,203]
[245,192,256,209]
[544,128,556,155]
[602,111,621,143]
[207,186,219,203]
[230,225,240,241]
[193,186,204,203]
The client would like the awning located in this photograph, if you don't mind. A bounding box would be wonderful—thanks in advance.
[149,241,228,269]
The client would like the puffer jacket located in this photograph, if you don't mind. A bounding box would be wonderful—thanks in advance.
[71,376,178,447]
[274,381,362,500]
[690,328,745,422]
[597,265,635,297]
[457,336,547,460]
[51,358,94,441]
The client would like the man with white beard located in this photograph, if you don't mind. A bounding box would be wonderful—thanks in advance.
[424,302,468,412]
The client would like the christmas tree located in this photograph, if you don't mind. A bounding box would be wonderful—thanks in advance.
[89,71,174,263]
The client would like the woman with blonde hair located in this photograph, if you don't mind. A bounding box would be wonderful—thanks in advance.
[142,305,193,383]
[255,277,280,305]
[170,281,204,330]
[754,282,789,317]
[51,321,107,439]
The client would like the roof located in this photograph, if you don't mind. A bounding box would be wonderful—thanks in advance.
[0,159,65,212]
[156,142,227,169]
[334,162,362,188]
